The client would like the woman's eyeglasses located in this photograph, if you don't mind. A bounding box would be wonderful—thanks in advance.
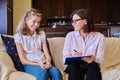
[71,19,84,24]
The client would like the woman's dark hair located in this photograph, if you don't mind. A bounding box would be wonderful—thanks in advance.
[70,9,95,32]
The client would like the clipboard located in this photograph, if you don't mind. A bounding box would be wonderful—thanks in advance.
[65,56,91,64]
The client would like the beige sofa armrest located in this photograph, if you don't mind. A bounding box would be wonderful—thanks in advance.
[0,50,16,80]
[9,71,36,80]
[0,50,36,80]
[0,50,15,68]
[101,38,120,73]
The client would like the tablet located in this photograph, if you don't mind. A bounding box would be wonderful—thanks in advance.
[65,56,91,64]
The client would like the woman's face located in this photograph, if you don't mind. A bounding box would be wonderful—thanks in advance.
[25,15,41,33]
[71,14,86,31]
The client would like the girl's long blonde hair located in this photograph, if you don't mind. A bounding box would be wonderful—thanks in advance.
[16,8,42,35]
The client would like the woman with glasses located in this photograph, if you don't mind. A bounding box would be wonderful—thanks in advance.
[63,9,105,80]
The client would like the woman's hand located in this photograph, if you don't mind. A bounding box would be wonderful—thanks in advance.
[82,55,96,63]
[73,52,82,57]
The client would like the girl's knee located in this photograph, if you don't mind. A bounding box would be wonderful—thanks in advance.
[24,65,48,79]
[49,67,63,80]
[33,68,48,80]
[50,67,61,74]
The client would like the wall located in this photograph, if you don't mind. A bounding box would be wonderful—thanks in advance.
[13,0,31,34]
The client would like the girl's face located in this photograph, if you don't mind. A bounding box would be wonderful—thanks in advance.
[25,15,41,34]
[71,14,87,31]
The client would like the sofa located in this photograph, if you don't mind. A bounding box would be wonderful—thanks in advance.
[1,34,120,80]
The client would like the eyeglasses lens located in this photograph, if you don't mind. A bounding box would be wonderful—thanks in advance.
[71,19,83,24]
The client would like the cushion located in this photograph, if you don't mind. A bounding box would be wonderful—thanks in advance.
[46,38,55,66]
[47,37,65,71]
[1,35,24,71]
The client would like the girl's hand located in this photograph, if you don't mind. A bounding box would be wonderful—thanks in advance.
[44,62,52,69]
[82,55,96,63]
[73,52,82,57]
[38,63,46,69]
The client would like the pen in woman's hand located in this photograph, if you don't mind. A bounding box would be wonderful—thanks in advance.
[74,49,82,57]
[74,49,77,52]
